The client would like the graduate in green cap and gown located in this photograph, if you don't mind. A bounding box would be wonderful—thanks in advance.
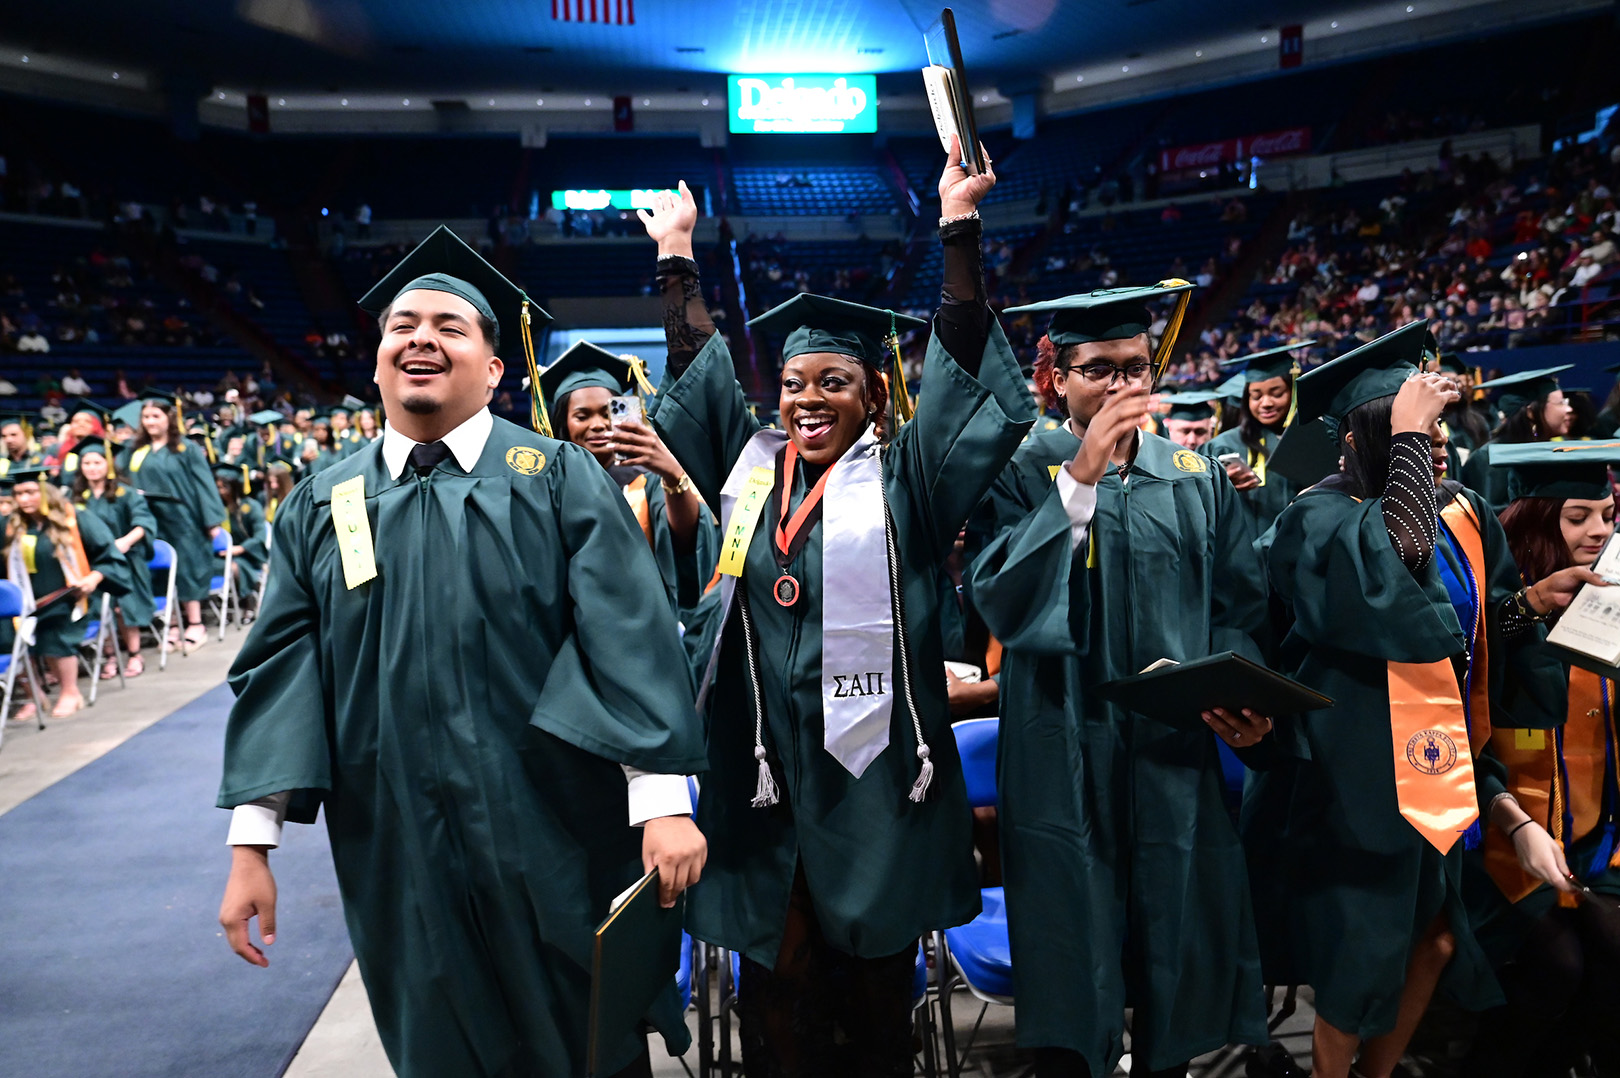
[966,283,1275,1078]
[3,466,132,718]
[1454,442,1620,1075]
[539,342,706,617]
[116,398,227,653]
[213,463,269,602]
[0,414,45,477]
[71,441,157,678]
[216,225,708,1078]
[638,140,1028,1074]
[1429,351,1491,461]
[1157,391,1220,450]
[1258,320,1580,1078]
[1201,341,1311,537]
[1459,365,1575,511]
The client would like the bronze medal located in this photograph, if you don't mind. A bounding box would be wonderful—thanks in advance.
[774,573,800,607]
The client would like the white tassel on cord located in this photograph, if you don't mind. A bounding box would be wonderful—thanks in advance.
[751,745,780,807]
[907,744,934,803]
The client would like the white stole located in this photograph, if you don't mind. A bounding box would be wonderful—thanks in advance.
[704,425,894,778]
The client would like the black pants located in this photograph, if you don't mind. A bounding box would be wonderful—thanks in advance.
[1463,897,1620,1077]
[1033,1048,1188,1078]
[737,866,917,1078]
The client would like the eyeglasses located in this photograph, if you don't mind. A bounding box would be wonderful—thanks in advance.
[1065,362,1153,385]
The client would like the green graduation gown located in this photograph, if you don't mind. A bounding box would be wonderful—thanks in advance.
[216,419,707,1078]
[223,498,269,594]
[1459,440,1513,512]
[117,441,226,603]
[650,324,1032,966]
[77,485,158,626]
[1202,425,1297,538]
[1260,481,1509,1037]
[11,510,133,657]
[966,425,1271,1072]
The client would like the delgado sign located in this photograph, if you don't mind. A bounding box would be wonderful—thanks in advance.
[727,74,878,134]
[1159,126,1312,171]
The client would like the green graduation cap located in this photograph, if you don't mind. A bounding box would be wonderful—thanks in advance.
[249,409,284,427]
[1219,340,1313,384]
[1490,440,1620,502]
[109,401,145,432]
[1436,352,1470,376]
[66,397,113,423]
[3,465,51,486]
[1293,319,1431,430]
[1160,390,1219,422]
[356,224,557,435]
[749,293,928,424]
[1213,372,1248,402]
[1475,365,1574,417]
[539,341,651,405]
[75,440,111,459]
[1003,280,1197,382]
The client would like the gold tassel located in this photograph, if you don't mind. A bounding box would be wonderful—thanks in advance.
[241,464,251,496]
[1283,357,1302,427]
[1151,279,1193,383]
[624,354,659,399]
[521,299,553,438]
[886,310,914,428]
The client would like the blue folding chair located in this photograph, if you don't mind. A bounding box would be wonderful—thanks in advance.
[148,540,178,668]
[208,530,234,639]
[935,717,1012,1078]
[0,579,49,750]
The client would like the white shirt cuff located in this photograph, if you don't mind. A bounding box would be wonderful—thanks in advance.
[1052,465,1098,552]
[621,767,694,826]
[227,792,290,847]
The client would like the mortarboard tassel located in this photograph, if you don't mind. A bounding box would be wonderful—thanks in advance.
[520,298,553,438]
[241,464,251,496]
[1151,279,1193,384]
[885,309,914,429]
[624,354,659,399]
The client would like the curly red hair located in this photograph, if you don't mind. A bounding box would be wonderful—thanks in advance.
[1032,335,1068,416]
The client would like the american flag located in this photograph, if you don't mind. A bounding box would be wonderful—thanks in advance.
[552,0,634,22]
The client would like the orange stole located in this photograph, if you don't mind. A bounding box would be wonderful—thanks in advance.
[622,473,656,549]
[1484,669,1620,902]
[1384,497,1487,854]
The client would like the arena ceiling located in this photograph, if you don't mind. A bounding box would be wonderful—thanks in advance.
[0,0,1576,99]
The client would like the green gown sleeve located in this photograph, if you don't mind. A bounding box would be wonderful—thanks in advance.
[1208,464,1268,662]
[890,320,1036,554]
[124,489,157,563]
[76,507,133,597]
[185,445,229,530]
[529,448,709,774]
[218,480,333,817]
[1267,489,1461,662]
[650,333,764,514]
[966,475,1089,655]
[238,500,269,564]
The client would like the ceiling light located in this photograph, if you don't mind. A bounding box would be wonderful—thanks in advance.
[1195,49,1203,57]
[584,98,592,105]
[701,97,710,106]
[340,98,348,106]
[112,72,120,80]
[20,55,28,63]
[1330,20,1339,27]
[218,91,227,99]
[1405,4,1414,10]
[277,98,285,106]
[980,94,988,102]
[1075,75,1084,82]
[536,98,544,105]
[1121,65,1129,72]
[643,98,650,105]
[1260,35,1269,43]
[402,98,410,105]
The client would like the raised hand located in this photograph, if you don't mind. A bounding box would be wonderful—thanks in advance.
[1068,385,1156,486]
[637,181,698,259]
[1526,564,1608,615]
[610,421,685,484]
[1390,371,1460,435]
[939,134,997,219]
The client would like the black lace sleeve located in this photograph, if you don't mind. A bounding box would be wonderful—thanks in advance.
[934,216,991,378]
[657,254,716,378]
[1496,595,1540,639]
[1383,431,1439,571]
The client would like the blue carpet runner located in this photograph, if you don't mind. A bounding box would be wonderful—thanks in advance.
[0,683,355,1077]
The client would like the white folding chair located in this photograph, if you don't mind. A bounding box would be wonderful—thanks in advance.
[0,579,49,752]
[251,523,273,618]
[76,593,125,705]
[148,540,179,669]
[208,531,234,639]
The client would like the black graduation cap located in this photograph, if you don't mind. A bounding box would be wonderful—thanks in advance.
[1160,390,1219,422]
[1219,341,1313,384]
[1293,320,1430,429]
[1475,365,1574,417]
[75,439,112,459]
[2,465,51,486]
[1490,440,1620,502]
[356,224,556,434]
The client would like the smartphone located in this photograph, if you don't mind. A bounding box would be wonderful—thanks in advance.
[1216,452,1244,468]
[610,395,643,464]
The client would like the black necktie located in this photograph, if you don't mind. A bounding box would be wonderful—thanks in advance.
[407,440,451,477]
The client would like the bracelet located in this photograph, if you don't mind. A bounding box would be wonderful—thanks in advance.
[1507,818,1535,839]
[1512,587,1548,623]
[661,473,694,495]
[939,210,981,228]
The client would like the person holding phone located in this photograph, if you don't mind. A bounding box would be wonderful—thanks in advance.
[966,285,1275,1078]
[1202,341,1310,536]
[1458,442,1620,1076]
[539,342,707,616]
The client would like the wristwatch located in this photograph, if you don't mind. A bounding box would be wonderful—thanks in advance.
[662,473,694,495]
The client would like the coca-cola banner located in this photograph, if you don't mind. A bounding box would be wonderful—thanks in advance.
[1159,126,1312,171]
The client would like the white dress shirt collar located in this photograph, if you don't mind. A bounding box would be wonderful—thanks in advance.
[380,407,494,479]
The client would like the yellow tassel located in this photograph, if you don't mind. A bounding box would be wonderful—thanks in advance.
[521,299,553,438]
[1151,280,1193,383]
[1283,357,1302,427]
[241,465,251,496]
[886,310,914,428]
[624,354,659,399]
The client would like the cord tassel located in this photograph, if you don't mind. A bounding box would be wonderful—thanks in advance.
[908,744,934,803]
[751,745,780,807]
